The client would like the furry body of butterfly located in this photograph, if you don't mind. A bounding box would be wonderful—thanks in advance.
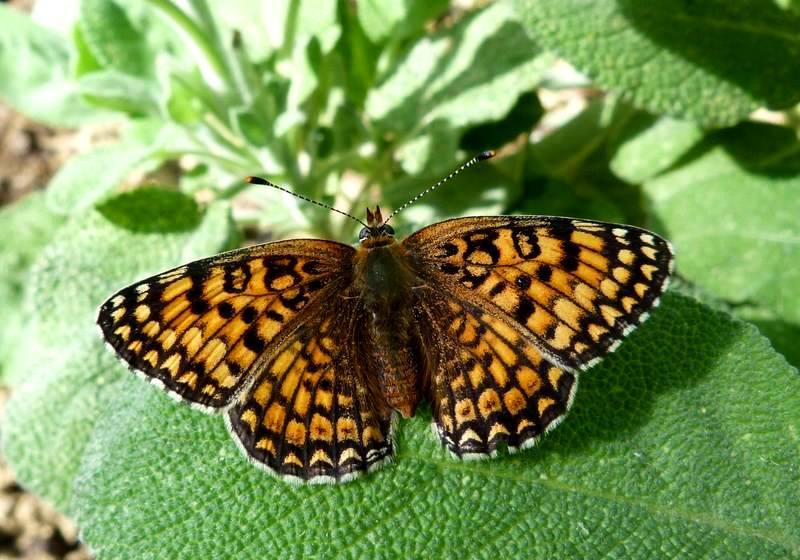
[356,230,428,419]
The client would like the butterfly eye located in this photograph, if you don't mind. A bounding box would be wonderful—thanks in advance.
[382,224,395,236]
[358,227,370,241]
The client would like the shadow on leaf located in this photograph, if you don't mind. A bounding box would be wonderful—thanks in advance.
[432,291,742,466]
[618,0,800,115]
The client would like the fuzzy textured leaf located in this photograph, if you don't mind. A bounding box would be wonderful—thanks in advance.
[0,193,65,378]
[511,0,800,126]
[610,115,705,184]
[46,142,156,214]
[645,123,800,325]
[5,268,800,558]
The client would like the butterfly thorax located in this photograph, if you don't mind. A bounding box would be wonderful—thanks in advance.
[354,231,424,419]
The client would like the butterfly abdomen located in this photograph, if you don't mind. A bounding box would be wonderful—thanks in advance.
[355,240,424,418]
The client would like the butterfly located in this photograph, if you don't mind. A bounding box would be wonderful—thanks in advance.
[97,151,674,484]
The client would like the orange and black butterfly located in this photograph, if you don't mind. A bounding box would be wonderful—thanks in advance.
[97,151,673,483]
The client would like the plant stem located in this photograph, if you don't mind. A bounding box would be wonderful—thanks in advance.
[145,0,229,89]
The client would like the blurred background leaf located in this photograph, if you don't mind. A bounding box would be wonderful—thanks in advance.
[0,4,110,126]
[645,123,800,367]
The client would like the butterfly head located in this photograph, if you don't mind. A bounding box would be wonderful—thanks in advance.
[359,206,395,244]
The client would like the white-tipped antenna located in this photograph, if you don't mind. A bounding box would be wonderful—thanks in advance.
[383,150,495,225]
[245,176,368,227]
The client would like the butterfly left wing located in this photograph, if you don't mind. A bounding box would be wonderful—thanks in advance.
[403,216,673,372]
[97,239,354,411]
[226,294,394,483]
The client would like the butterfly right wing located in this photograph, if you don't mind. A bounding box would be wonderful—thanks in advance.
[97,239,354,411]
[415,290,576,457]
[226,294,394,483]
[405,216,672,457]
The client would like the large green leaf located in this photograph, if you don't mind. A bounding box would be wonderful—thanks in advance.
[645,123,800,325]
[2,189,235,507]
[6,270,800,558]
[511,0,800,126]
[610,115,705,184]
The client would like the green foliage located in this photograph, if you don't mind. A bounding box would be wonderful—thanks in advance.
[512,0,800,126]
[0,193,65,375]
[645,123,800,324]
[0,0,799,558]
[0,5,109,126]
[6,289,800,557]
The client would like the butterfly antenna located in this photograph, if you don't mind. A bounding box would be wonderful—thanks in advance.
[383,150,495,225]
[245,176,368,228]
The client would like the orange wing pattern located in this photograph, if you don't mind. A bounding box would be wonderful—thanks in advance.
[404,216,673,372]
[97,240,354,411]
[226,296,393,483]
[417,292,576,456]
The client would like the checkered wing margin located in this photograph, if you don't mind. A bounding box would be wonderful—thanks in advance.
[226,294,394,483]
[416,292,576,456]
[96,240,355,411]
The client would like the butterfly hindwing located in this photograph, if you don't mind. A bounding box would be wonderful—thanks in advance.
[226,295,394,483]
[417,291,576,456]
[404,216,673,371]
[97,240,355,410]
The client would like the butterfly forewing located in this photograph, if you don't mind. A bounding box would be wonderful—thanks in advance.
[227,295,393,483]
[97,240,355,410]
[404,216,673,372]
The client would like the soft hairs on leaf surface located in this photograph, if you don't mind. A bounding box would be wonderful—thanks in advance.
[511,0,800,126]
[0,193,65,378]
[2,190,236,506]
[4,200,800,560]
